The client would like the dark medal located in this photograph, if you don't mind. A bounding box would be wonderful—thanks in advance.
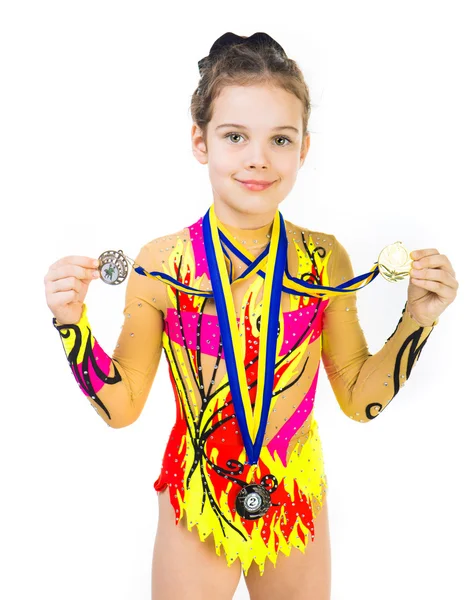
[98,250,129,285]
[235,483,272,519]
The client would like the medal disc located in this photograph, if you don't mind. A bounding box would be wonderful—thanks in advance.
[98,250,129,285]
[235,483,271,520]
[377,241,412,283]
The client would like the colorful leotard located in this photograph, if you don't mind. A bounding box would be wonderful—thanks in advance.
[52,213,438,576]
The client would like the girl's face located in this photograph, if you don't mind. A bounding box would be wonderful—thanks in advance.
[192,84,310,226]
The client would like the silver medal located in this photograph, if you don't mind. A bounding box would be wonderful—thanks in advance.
[98,250,129,285]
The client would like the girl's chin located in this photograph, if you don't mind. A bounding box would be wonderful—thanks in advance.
[219,192,280,206]
[225,200,279,214]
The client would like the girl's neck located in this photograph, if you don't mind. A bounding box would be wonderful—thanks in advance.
[212,199,277,235]
[215,208,275,256]
[217,219,273,252]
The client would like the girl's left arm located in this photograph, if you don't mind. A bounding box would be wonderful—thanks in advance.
[320,236,458,422]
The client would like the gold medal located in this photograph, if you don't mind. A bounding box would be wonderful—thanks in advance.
[378,242,412,283]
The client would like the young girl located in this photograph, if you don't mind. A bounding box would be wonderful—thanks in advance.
[44,32,458,600]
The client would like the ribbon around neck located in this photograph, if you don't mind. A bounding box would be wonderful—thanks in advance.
[132,213,380,299]
[202,205,287,464]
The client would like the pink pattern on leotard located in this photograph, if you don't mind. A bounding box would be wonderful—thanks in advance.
[164,309,226,358]
[164,303,327,358]
[267,368,320,466]
[279,305,326,356]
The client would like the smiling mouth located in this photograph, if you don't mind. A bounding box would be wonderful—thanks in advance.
[236,179,276,191]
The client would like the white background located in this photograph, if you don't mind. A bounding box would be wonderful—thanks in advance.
[1,1,467,598]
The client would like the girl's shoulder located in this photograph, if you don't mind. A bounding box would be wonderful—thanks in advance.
[284,219,354,285]
[141,224,193,255]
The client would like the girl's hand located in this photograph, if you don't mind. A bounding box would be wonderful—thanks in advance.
[407,248,458,326]
[44,256,101,325]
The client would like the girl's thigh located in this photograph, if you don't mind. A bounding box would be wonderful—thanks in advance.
[244,496,331,600]
[152,488,242,600]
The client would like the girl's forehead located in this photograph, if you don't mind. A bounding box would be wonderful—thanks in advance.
[216,84,291,101]
[211,85,303,125]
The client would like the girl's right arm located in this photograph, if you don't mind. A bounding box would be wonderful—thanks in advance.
[45,243,165,429]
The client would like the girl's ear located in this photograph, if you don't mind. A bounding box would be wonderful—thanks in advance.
[300,132,311,168]
[191,123,209,165]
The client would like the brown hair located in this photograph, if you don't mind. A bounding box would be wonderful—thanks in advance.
[190,37,314,151]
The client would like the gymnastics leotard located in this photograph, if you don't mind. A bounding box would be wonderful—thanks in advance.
[52,212,438,576]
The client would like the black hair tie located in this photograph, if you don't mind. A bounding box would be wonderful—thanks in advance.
[198,31,287,75]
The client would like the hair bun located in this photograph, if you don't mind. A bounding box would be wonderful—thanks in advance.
[198,31,287,74]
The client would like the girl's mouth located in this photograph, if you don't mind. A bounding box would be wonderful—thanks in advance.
[236,180,275,192]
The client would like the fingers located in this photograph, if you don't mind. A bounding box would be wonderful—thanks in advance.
[44,256,100,306]
[45,257,100,284]
[410,249,439,260]
[44,256,101,323]
[49,289,81,305]
[411,251,456,278]
[409,277,456,300]
[410,267,459,299]
[410,266,458,286]
[54,256,100,269]
[49,264,100,283]
[49,275,87,296]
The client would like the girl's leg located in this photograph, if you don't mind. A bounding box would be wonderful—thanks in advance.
[152,488,242,600]
[244,496,331,600]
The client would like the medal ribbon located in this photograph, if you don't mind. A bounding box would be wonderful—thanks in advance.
[202,205,287,465]
[133,247,379,300]
[217,226,381,295]
[133,224,380,298]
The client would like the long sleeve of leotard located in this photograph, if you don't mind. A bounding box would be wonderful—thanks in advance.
[321,235,438,423]
[52,241,165,428]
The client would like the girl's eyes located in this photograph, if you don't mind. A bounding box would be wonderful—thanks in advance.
[224,132,292,146]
